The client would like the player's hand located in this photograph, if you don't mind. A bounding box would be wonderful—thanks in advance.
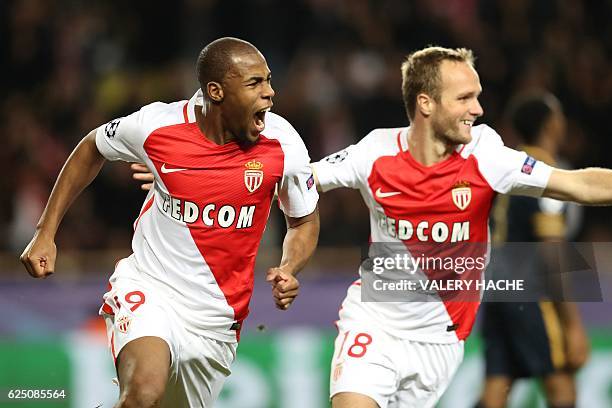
[20,231,57,279]
[130,163,154,191]
[564,323,590,371]
[266,267,300,311]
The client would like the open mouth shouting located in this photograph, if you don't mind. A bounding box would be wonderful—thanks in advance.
[254,106,271,133]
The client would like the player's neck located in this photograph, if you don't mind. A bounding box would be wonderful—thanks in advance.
[407,125,455,166]
[195,106,235,145]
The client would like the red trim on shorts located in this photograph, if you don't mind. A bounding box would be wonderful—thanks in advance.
[101,302,114,315]
[133,196,155,231]
[110,331,117,365]
[333,304,344,331]
[183,102,189,123]
[101,282,114,315]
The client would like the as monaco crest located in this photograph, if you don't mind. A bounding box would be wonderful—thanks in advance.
[244,160,264,193]
[332,361,344,382]
[116,315,132,334]
[451,180,471,211]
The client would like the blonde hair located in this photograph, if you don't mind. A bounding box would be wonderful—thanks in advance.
[401,46,475,121]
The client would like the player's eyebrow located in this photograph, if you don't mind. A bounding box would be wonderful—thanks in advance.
[244,73,272,84]
[458,89,482,98]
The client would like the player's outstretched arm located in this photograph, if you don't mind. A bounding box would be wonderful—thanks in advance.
[544,168,612,205]
[267,208,320,310]
[20,131,106,278]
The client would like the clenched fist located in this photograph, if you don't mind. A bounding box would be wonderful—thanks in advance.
[266,267,300,310]
[20,232,57,278]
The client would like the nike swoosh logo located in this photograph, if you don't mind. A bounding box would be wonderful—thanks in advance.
[375,187,401,198]
[161,163,188,174]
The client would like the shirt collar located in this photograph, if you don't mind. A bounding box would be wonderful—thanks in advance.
[186,89,204,123]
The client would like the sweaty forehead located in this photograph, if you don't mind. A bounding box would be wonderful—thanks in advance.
[226,52,270,80]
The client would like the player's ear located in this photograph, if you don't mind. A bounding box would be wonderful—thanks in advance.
[207,81,224,103]
[416,93,433,117]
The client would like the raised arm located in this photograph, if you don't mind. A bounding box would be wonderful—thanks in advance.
[544,168,612,205]
[20,131,106,278]
[266,208,320,310]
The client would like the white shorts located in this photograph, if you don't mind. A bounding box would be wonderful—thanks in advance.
[101,258,237,407]
[329,318,464,408]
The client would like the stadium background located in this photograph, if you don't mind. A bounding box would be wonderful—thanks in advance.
[1,0,612,407]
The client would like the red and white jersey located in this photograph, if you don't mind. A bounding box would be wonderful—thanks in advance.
[95,90,318,342]
[313,125,552,343]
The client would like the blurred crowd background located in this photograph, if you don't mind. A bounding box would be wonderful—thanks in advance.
[2,1,612,406]
[2,0,612,255]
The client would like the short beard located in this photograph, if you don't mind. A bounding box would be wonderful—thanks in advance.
[432,115,462,146]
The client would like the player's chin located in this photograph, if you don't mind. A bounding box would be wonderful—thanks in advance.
[246,130,260,144]
[237,128,260,146]
[455,129,472,144]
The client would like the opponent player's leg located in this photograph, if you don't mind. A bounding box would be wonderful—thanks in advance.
[478,375,513,408]
[477,303,514,408]
[543,371,576,408]
[540,300,577,408]
[332,392,379,408]
[115,336,171,408]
